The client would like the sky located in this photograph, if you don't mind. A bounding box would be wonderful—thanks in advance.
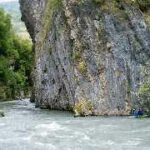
[0,0,18,3]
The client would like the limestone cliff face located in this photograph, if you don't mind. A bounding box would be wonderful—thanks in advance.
[20,0,150,116]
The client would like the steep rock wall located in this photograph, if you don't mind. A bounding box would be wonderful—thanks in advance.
[20,0,150,116]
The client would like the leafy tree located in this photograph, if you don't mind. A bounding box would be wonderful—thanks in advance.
[0,8,32,100]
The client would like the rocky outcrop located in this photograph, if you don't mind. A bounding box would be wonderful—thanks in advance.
[20,0,150,116]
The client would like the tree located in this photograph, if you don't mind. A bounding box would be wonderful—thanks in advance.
[0,8,32,100]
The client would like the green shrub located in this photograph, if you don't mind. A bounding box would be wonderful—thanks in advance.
[76,60,87,75]
[93,0,105,5]
[74,98,93,116]
[138,78,150,115]
[136,0,150,11]
[0,8,32,100]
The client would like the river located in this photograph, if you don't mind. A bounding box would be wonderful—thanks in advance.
[0,99,150,150]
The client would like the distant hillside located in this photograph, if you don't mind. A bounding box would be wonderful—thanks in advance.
[0,1,30,39]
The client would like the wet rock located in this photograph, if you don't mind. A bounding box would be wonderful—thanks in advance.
[0,110,5,117]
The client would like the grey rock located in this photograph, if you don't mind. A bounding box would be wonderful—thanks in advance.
[19,0,150,116]
[0,110,5,117]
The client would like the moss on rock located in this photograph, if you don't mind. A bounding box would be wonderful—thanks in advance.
[74,98,93,116]
[138,78,150,115]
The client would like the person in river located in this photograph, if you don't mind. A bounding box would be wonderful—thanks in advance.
[138,108,144,117]
[133,108,144,118]
[131,108,136,115]
[133,108,139,118]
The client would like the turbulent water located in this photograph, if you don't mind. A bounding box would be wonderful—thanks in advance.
[0,100,150,150]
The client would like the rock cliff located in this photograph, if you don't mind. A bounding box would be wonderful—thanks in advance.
[19,0,150,116]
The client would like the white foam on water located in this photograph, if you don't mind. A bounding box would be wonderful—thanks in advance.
[98,140,115,146]
[83,134,90,140]
[0,137,30,143]
[123,140,141,146]
[35,122,65,131]
[23,136,31,141]
[0,123,5,126]
[73,131,91,141]
[23,131,49,141]
[0,139,5,142]
[106,140,115,145]
[39,131,48,137]
[35,142,56,150]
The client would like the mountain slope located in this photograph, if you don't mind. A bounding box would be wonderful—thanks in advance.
[0,1,29,39]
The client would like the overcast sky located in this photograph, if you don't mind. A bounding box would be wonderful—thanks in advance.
[0,0,18,3]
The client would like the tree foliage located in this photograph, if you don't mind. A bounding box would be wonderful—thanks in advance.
[138,78,150,115]
[0,8,32,100]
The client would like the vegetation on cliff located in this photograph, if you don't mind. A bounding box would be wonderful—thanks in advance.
[138,78,150,115]
[0,8,32,101]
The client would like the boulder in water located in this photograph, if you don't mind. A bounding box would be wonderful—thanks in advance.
[0,110,5,117]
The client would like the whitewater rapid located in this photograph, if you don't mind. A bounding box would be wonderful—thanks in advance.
[0,100,150,150]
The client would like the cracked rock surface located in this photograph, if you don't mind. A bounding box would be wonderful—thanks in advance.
[20,0,150,115]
